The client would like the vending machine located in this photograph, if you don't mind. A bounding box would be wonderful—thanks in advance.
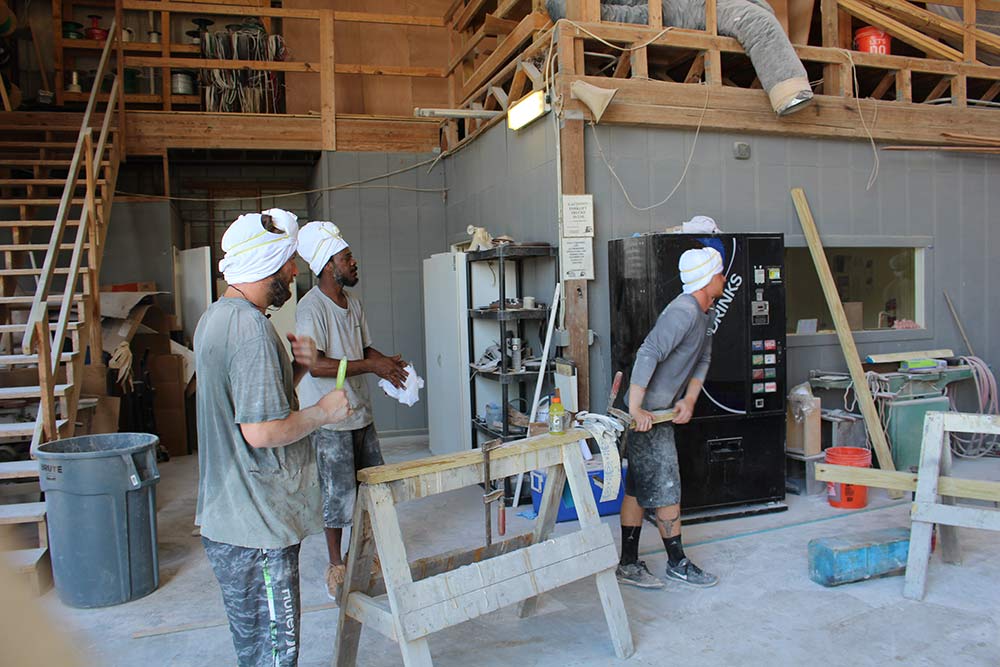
[609,233,787,515]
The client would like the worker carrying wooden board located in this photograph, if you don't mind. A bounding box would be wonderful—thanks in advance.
[618,247,724,590]
[194,208,351,667]
[294,221,410,604]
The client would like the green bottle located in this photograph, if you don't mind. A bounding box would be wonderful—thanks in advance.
[548,395,566,434]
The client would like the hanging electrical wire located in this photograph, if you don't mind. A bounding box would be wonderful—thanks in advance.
[201,23,286,114]
[947,356,1000,458]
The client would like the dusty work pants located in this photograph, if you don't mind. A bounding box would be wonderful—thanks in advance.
[203,537,303,667]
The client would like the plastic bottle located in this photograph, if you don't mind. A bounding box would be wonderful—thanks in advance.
[548,395,566,434]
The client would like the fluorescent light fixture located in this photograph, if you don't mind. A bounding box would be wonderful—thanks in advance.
[507,90,549,131]
[414,108,502,119]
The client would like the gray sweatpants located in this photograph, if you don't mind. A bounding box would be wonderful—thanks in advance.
[203,537,302,667]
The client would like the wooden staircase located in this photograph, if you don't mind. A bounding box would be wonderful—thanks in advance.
[0,25,123,592]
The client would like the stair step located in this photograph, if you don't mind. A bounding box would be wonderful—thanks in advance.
[0,321,83,334]
[0,199,102,207]
[0,179,109,186]
[0,142,113,149]
[0,267,91,276]
[0,501,46,525]
[0,459,40,480]
[0,420,67,438]
[0,353,76,365]
[0,294,86,305]
[0,220,81,228]
[0,244,90,251]
[0,159,111,167]
[3,547,48,574]
[0,384,72,401]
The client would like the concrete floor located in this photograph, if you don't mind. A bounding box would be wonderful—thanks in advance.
[39,436,1000,666]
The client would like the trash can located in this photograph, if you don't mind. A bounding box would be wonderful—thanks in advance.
[36,433,161,608]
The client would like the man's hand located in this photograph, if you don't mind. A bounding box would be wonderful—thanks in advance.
[372,354,408,389]
[287,334,318,370]
[317,388,352,424]
[630,406,655,432]
[672,397,695,424]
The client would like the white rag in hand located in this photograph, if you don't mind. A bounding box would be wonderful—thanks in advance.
[379,364,424,406]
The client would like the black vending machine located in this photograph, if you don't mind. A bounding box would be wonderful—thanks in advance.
[609,233,787,516]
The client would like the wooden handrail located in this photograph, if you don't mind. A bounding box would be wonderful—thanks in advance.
[27,26,121,452]
[22,18,118,356]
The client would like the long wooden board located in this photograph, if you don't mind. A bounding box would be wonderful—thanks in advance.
[815,463,1000,503]
[791,189,899,489]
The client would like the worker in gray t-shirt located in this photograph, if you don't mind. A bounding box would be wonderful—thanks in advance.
[195,209,350,667]
[616,246,725,591]
[295,221,408,603]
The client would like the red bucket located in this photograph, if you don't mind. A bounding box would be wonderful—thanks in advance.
[855,27,891,55]
[825,446,872,509]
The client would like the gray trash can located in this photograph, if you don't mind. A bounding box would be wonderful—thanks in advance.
[36,433,161,608]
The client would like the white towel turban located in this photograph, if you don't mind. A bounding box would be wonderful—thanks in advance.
[297,221,349,276]
[218,208,299,284]
[679,247,723,295]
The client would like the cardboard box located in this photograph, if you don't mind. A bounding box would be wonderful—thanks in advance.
[843,302,863,331]
[132,333,172,359]
[786,397,822,456]
[154,407,188,457]
[149,354,184,384]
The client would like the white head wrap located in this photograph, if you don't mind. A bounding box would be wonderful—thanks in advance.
[679,247,723,295]
[218,208,299,284]
[297,221,350,276]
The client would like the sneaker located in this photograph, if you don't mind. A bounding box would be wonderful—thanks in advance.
[325,563,346,602]
[615,561,665,589]
[664,558,719,588]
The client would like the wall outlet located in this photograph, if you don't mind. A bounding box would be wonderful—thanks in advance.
[733,142,751,160]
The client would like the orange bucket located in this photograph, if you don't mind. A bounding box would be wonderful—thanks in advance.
[854,27,891,55]
[825,446,872,509]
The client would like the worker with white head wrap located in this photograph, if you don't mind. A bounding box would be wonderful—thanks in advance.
[194,208,351,667]
[294,220,410,602]
[616,244,726,592]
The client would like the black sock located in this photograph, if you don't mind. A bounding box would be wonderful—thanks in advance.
[620,525,642,565]
[663,535,685,567]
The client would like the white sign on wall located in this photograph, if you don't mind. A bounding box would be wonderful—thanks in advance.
[562,194,594,237]
[562,237,594,281]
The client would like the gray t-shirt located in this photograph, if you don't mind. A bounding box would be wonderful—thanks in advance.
[629,293,714,411]
[194,297,323,549]
[296,286,373,431]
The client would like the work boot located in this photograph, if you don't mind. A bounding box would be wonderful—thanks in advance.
[664,558,719,588]
[326,563,346,603]
[615,560,665,589]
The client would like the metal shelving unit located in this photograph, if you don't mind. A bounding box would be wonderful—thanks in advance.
[466,244,557,449]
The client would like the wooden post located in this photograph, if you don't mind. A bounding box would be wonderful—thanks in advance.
[704,0,722,86]
[822,0,844,96]
[648,0,663,28]
[116,0,127,156]
[161,9,171,111]
[561,121,590,412]
[791,189,899,490]
[962,0,977,63]
[630,46,649,79]
[35,322,58,442]
[895,69,912,103]
[952,74,968,108]
[320,11,337,151]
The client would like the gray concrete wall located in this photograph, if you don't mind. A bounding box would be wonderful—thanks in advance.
[102,200,179,313]
[310,152,448,436]
[442,120,1000,414]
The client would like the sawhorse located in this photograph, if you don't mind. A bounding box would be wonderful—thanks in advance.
[333,429,634,666]
[815,411,1000,601]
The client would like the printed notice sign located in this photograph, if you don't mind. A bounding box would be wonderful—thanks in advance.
[562,194,594,237]
[562,237,594,280]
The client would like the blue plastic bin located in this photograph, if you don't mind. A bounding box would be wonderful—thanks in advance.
[530,462,627,522]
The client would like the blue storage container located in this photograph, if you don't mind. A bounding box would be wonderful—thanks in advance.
[530,462,627,522]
